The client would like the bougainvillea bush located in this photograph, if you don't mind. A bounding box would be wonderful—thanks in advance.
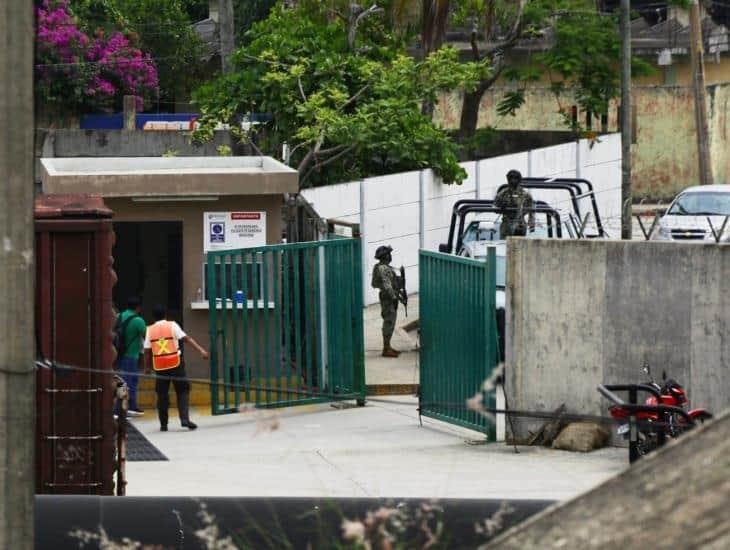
[35,0,158,113]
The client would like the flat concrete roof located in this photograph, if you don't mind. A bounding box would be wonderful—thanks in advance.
[41,156,299,196]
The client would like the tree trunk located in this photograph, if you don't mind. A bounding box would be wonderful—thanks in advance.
[459,87,485,142]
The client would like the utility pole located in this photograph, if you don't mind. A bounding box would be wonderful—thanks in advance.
[0,0,35,548]
[219,0,235,74]
[620,0,632,239]
[689,0,713,185]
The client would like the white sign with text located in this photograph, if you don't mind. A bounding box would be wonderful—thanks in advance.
[203,211,267,252]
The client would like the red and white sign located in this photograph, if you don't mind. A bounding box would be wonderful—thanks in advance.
[204,211,267,252]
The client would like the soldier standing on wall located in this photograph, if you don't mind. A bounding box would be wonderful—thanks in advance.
[371,245,403,358]
[494,169,535,239]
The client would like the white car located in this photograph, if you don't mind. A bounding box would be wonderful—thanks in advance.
[653,185,730,243]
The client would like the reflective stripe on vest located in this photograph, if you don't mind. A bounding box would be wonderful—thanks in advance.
[147,321,180,371]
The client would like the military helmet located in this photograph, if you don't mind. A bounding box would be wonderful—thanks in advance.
[506,169,522,182]
[374,245,393,260]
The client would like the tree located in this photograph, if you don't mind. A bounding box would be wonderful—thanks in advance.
[391,1,650,143]
[35,0,159,114]
[193,1,487,187]
[70,0,206,106]
[451,0,636,141]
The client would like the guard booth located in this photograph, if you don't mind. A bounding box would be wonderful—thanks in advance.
[34,195,118,494]
[40,156,300,408]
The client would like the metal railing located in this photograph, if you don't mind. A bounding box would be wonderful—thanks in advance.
[207,238,365,413]
[419,248,499,438]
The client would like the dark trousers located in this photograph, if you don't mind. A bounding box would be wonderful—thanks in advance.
[154,364,191,427]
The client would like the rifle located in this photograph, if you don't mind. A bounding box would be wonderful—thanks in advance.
[397,265,408,316]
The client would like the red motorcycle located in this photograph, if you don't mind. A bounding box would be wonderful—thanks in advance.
[598,365,712,462]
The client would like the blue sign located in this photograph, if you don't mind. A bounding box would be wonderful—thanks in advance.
[210,222,225,243]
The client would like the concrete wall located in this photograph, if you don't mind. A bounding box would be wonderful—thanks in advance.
[42,129,234,158]
[106,195,283,379]
[436,82,730,201]
[35,129,237,186]
[505,239,730,439]
[303,135,622,305]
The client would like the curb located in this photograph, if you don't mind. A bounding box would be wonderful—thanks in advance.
[366,384,419,396]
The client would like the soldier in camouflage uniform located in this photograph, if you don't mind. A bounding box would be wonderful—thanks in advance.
[494,169,535,239]
[371,245,401,358]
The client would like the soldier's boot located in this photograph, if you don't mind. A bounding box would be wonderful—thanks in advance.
[382,335,400,358]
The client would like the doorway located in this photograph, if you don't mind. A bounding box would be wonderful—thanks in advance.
[112,221,183,322]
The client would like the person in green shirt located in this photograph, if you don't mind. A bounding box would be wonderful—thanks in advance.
[116,297,147,416]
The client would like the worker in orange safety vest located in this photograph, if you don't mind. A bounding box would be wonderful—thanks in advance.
[144,304,208,431]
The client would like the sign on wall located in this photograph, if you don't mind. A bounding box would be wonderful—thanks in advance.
[203,211,267,252]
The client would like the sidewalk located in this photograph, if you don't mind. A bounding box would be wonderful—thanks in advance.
[126,396,626,499]
[364,294,420,387]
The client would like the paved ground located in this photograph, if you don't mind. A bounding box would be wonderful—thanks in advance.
[126,397,626,499]
[364,294,420,386]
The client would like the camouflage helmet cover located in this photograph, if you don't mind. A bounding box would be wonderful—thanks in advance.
[506,169,522,182]
[374,245,393,259]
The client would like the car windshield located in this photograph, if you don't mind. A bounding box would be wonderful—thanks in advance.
[462,220,501,245]
[667,191,730,215]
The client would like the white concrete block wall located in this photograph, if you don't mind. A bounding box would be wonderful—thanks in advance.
[302,135,621,305]
[476,152,529,199]
[303,180,360,220]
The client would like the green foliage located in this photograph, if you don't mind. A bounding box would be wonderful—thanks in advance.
[194,2,487,186]
[70,0,206,105]
[450,0,653,136]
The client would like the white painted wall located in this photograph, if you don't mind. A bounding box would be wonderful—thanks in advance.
[303,134,622,305]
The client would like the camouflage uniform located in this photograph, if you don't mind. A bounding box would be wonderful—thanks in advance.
[494,186,534,238]
[371,262,399,338]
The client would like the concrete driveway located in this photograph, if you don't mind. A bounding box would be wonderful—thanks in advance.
[126,396,626,500]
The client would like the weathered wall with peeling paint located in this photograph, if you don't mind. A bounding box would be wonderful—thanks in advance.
[436,81,730,201]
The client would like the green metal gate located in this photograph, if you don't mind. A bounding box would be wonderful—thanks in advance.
[207,238,365,414]
[419,249,499,438]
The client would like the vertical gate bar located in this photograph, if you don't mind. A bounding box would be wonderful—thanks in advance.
[342,243,351,394]
[220,253,229,411]
[472,262,478,427]
[346,243,357,395]
[312,244,323,396]
[352,238,365,399]
[241,251,250,404]
[324,244,334,393]
[262,251,272,404]
[232,252,241,410]
[303,247,314,397]
[332,245,342,395]
[282,249,292,403]
[485,247,497,439]
[251,251,261,405]
[317,240,328,396]
[443,257,450,420]
[421,253,428,413]
[472,262,479,428]
[273,250,282,404]
[293,248,303,400]
[207,253,219,414]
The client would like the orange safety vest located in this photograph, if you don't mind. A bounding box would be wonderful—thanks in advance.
[147,321,180,371]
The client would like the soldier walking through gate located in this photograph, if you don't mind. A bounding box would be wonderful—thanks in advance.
[371,245,404,358]
[494,169,535,239]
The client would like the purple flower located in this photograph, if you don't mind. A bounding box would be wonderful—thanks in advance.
[35,0,158,112]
